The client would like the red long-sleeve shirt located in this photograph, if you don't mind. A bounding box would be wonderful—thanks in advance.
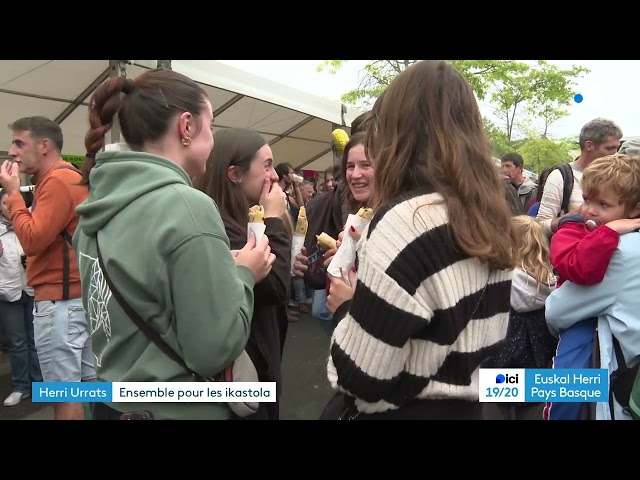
[550,219,620,287]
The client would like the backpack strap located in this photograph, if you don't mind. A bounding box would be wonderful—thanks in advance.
[95,232,225,382]
[60,230,73,300]
[34,164,82,300]
[554,163,574,215]
[610,337,622,420]
[609,336,640,419]
[524,189,538,213]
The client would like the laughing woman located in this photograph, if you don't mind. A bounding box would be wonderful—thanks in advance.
[195,128,306,420]
[303,131,374,334]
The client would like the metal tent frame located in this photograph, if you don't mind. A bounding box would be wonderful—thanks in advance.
[0,60,363,178]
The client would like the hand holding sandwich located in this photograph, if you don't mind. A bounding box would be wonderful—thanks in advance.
[234,231,275,283]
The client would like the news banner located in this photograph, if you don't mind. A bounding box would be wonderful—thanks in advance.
[30,382,276,403]
[479,368,608,402]
[29,369,606,404]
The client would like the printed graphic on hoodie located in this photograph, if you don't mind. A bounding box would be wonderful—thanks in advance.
[79,251,111,367]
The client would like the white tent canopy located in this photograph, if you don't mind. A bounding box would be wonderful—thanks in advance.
[0,60,364,174]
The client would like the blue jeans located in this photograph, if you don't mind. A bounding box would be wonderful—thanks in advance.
[292,278,306,305]
[0,310,7,346]
[0,291,42,393]
[34,298,96,382]
[545,318,596,420]
[312,289,333,335]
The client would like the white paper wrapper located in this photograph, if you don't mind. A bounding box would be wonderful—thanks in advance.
[247,222,267,245]
[327,214,369,285]
[290,233,305,275]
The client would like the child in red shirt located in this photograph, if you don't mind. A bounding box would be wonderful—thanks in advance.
[544,154,640,420]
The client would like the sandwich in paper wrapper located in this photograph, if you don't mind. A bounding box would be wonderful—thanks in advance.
[316,232,337,251]
[327,207,373,286]
[290,206,308,274]
[247,205,266,243]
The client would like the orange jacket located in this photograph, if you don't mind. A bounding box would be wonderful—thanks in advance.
[7,160,87,301]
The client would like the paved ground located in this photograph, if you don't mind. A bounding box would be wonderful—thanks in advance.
[0,349,52,420]
[280,313,335,420]
[0,312,335,420]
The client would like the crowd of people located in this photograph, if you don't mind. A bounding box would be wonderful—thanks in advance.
[0,60,639,420]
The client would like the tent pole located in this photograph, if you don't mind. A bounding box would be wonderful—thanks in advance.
[108,60,127,145]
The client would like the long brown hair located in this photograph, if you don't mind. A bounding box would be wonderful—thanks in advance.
[365,60,515,270]
[193,128,267,231]
[83,69,209,186]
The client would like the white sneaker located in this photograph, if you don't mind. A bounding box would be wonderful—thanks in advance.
[4,391,30,407]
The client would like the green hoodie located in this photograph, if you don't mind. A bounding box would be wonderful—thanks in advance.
[73,151,255,420]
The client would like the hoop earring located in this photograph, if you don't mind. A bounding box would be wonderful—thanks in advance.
[181,136,191,147]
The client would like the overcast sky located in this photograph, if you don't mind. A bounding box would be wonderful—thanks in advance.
[218,60,639,140]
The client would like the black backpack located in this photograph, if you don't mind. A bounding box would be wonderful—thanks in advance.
[551,162,575,215]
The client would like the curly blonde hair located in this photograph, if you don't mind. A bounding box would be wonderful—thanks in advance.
[582,154,640,214]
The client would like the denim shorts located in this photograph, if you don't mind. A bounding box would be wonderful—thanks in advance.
[33,298,96,382]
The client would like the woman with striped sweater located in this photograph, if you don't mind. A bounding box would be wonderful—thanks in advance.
[325,60,517,420]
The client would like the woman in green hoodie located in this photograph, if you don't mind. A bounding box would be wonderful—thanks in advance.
[75,68,275,420]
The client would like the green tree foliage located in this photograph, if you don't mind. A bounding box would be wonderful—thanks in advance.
[518,137,576,172]
[317,60,417,108]
[318,60,590,174]
[491,61,589,142]
[449,60,528,101]
[317,60,525,106]
[484,118,511,158]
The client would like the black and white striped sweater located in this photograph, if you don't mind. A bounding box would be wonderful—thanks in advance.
[327,190,512,414]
